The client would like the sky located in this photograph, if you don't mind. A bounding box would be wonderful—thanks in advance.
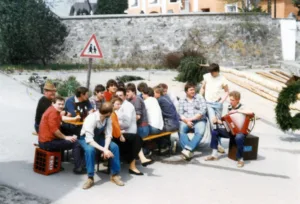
[49,0,97,17]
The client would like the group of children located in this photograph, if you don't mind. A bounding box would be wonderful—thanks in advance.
[34,63,254,189]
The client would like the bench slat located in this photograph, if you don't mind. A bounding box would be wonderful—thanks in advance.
[143,131,177,141]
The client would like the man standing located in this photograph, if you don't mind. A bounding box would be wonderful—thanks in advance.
[79,102,124,189]
[179,82,207,160]
[205,91,254,168]
[34,82,56,132]
[200,63,229,153]
[38,96,85,173]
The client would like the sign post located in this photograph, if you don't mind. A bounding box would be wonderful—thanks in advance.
[80,34,103,90]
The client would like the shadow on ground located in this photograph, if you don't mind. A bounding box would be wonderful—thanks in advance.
[0,160,83,203]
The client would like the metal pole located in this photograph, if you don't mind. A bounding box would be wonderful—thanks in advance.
[86,58,92,90]
[274,0,277,19]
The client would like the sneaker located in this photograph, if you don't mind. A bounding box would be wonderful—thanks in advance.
[181,149,192,160]
[205,155,218,161]
[110,175,125,186]
[82,178,94,190]
[217,145,225,154]
[237,160,244,168]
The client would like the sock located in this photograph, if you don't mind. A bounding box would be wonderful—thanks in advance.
[88,176,94,180]
[212,149,218,158]
[238,158,244,162]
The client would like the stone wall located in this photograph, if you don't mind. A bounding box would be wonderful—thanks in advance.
[58,13,282,67]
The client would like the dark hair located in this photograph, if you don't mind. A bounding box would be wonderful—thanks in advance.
[117,81,125,89]
[208,63,220,73]
[106,79,118,90]
[52,96,65,103]
[184,82,196,92]
[94,84,105,95]
[153,86,164,96]
[126,83,137,94]
[99,102,113,115]
[158,83,168,89]
[137,82,148,92]
[111,96,123,105]
[229,91,241,100]
[116,88,126,96]
[143,87,154,97]
[75,87,89,98]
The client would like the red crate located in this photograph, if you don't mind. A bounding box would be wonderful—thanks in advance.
[33,148,61,175]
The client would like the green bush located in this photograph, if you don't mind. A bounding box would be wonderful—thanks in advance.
[0,0,68,65]
[163,50,206,69]
[48,76,81,97]
[116,75,144,83]
[175,56,208,83]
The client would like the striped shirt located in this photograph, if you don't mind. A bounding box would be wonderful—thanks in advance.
[179,95,207,119]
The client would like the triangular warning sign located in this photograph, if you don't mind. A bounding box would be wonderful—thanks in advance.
[80,34,103,58]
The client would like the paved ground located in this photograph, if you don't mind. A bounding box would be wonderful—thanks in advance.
[0,70,299,204]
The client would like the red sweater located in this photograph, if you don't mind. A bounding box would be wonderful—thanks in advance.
[39,106,62,143]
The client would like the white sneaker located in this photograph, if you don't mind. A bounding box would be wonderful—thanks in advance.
[181,149,192,160]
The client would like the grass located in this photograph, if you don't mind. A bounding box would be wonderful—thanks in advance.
[0,63,166,72]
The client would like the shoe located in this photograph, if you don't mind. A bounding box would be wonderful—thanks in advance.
[237,160,244,168]
[73,167,87,174]
[217,145,225,154]
[181,149,192,160]
[110,175,125,186]
[82,178,94,190]
[129,169,144,175]
[60,166,65,171]
[205,155,218,161]
[160,147,169,154]
[141,160,155,167]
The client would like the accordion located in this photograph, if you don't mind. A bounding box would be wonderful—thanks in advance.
[221,113,255,135]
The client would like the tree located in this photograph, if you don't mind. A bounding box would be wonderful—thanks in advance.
[292,0,300,16]
[95,0,128,14]
[0,0,68,65]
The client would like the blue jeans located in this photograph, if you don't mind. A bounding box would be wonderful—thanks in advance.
[137,125,150,138]
[206,102,223,130]
[149,125,162,135]
[211,128,245,160]
[78,136,120,177]
[179,120,206,151]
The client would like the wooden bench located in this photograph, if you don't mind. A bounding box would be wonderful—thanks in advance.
[143,131,177,141]
[143,131,178,156]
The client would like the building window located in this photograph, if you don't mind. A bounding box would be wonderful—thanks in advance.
[225,3,238,13]
[130,0,139,8]
[149,0,158,4]
[201,8,210,12]
[170,0,177,3]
